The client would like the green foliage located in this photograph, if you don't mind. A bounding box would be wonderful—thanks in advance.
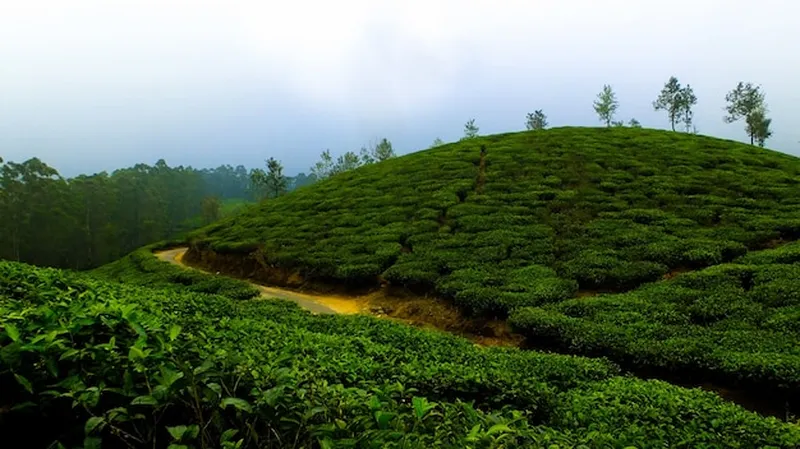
[92,243,260,299]
[593,85,618,126]
[462,119,479,139]
[360,138,396,163]
[2,260,799,448]
[653,76,697,132]
[747,108,773,147]
[310,149,336,180]
[201,196,222,224]
[250,157,288,199]
[510,256,800,392]
[189,127,800,322]
[725,81,769,145]
[525,110,548,131]
[0,158,301,270]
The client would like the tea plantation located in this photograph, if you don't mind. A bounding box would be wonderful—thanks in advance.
[2,260,799,448]
[185,127,800,394]
[189,127,800,312]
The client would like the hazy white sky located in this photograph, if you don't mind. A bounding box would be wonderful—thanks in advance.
[1,0,798,176]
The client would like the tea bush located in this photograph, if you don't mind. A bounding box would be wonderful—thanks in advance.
[92,242,260,299]
[187,127,800,317]
[2,260,799,448]
[510,248,800,393]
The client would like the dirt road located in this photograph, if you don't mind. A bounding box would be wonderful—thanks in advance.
[154,247,365,315]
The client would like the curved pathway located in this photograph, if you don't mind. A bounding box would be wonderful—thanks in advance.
[154,247,365,315]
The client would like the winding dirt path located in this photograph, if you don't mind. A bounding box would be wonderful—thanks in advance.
[155,247,367,315]
[152,247,521,347]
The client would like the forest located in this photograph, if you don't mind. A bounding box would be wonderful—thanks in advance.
[0,157,314,270]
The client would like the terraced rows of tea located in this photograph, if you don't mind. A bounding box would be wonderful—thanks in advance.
[4,127,800,447]
[186,127,800,397]
[2,260,799,448]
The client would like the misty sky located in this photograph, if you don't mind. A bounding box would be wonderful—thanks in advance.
[1,1,798,177]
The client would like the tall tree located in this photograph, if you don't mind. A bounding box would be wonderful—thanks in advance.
[653,76,683,131]
[724,82,767,145]
[463,119,479,139]
[628,118,642,128]
[746,108,773,147]
[593,84,618,127]
[525,110,548,130]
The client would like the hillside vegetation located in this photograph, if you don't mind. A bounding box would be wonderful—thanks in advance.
[190,127,800,305]
[186,127,800,396]
[2,260,799,448]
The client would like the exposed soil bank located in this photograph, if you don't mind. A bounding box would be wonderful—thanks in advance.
[158,247,520,347]
[158,246,793,419]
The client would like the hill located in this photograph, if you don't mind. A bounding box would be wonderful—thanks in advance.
[2,260,799,448]
[188,127,800,306]
[184,127,800,399]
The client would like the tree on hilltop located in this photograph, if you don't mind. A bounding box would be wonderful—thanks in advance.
[593,84,619,127]
[653,76,682,131]
[525,110,548,130]
[331,151,361,175]
[746,108,773,147]
[360,138,396,164]
[462,119,479,139]
[310,150,335,180]
[250,157,287,199]
[724,81,768,145]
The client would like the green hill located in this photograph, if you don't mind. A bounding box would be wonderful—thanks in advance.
[185,127,800,397]
[2,260,799,448]
[189,127,800,307]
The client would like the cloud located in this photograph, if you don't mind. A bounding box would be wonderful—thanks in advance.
[0,0,798,175]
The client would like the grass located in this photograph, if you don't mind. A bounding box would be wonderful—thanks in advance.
[2,259,799,448]
[185,127,800,393]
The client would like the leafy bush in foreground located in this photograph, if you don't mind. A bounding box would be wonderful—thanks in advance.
[2,261,799,448]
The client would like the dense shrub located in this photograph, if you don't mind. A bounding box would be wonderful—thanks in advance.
[510,258,800,393]
[3,261,799,448]
[186,128,800,317]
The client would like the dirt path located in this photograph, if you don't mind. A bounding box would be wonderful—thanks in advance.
[153,247,521,347]
[155,248,367,315]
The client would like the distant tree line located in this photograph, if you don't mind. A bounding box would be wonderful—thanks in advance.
[0,157,317,270]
